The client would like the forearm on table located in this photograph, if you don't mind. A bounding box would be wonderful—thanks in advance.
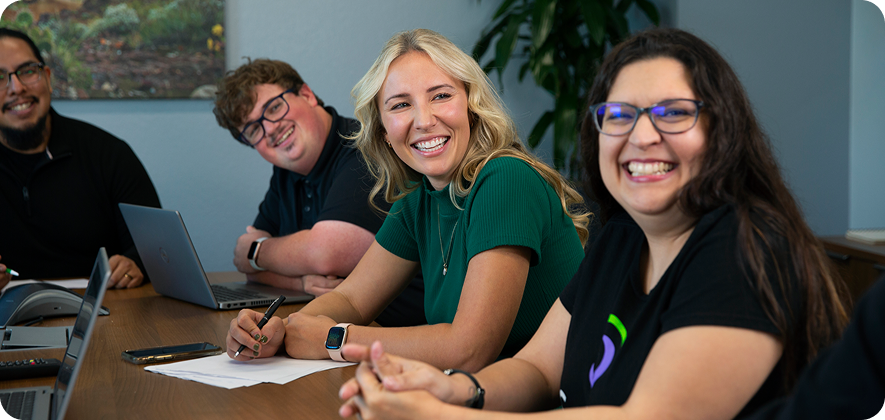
[297,241,419,323]
[346,322,504,372]
[449,405,629,420]
[297,288,372,324]
[258,222,374,277]
[334,246,531,371]
[247,271,305,292]
[470,358,560,412]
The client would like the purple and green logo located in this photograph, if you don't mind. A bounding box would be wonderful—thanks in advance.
[589,314,627,388]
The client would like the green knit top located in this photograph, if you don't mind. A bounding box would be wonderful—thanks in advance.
[376,156,584,356]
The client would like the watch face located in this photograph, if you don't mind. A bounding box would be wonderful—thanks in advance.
[325,326,346,349]
[248,241,261,259]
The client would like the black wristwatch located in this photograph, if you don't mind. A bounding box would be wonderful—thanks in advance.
[247,237,269,271]
[443,368,485,409]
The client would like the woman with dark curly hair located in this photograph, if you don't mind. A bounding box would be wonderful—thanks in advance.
[336,27,849,420]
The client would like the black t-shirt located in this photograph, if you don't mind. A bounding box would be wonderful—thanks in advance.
[559,205,792,417]
[251,106,425,327]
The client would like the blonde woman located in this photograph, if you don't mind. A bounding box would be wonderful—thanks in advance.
[225,29,589,371]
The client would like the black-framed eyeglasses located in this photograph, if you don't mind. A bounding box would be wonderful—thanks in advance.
[590,99,704,136]
[0,63,45,88]
[238,88,295,147]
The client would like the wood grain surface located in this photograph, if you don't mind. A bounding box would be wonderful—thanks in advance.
[0,275,354,420]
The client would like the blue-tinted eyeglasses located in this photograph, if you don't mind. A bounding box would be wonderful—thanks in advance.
[590,99,704,136]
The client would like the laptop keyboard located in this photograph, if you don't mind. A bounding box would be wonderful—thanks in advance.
[1,389,36,420]
[210,285,264,303]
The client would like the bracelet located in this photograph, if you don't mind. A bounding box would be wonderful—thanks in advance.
[248,237,269,271]
[443,368,485,409]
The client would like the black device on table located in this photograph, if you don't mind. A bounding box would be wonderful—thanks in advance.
[0,358,62,381]
[0,282,110,328]
[121,342,223,365]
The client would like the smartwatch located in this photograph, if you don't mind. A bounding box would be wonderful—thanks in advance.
[325,323,353,361]
[247,237,269,271]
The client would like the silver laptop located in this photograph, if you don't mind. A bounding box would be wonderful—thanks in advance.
[119,203,312,310]
[0,248,110,420]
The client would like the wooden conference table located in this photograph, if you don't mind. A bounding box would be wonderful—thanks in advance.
[0,273,355,419]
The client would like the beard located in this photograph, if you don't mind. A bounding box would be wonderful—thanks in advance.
[0,112,49,151]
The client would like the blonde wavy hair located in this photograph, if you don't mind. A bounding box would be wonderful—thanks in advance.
[351,29,589,246]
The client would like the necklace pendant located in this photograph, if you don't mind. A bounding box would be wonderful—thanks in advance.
[443,264,448,276]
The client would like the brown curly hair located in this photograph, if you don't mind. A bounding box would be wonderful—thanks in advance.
[213,58,324,142]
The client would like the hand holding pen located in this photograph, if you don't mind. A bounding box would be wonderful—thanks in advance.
[233,295,286,358]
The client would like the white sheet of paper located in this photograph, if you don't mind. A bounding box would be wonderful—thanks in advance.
[144,354,354,389]
[1,278,90,294]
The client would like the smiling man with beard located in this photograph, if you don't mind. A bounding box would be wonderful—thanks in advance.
[0,28,160,290]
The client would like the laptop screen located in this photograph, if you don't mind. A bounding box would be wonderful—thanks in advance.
[52,248,110,420]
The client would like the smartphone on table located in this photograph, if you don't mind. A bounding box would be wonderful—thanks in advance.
[121,342,223,364]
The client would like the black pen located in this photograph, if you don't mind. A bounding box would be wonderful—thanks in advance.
[234,295,286,358]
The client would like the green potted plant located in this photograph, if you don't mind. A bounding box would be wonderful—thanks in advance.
[474,0,659,179]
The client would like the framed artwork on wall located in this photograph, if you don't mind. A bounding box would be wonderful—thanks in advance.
[1,0,225,99]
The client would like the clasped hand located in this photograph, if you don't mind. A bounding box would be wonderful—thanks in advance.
[337,341,462,420]
[226,309,337,360]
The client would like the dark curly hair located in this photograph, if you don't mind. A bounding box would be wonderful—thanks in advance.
[580,27,849,390]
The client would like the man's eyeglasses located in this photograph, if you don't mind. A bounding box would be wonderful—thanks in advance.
[239,89,295,147]
[0,63,45,88]
[590,99,704,136]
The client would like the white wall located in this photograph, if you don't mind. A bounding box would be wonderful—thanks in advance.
[850,0,885,229]
[52,0,554,271]
[676,0,854,236]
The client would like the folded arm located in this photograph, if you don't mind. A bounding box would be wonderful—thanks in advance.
[233,220,375,280]
[246,271,343,296]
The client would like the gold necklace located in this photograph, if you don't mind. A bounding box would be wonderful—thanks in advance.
[437,202,459,276]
